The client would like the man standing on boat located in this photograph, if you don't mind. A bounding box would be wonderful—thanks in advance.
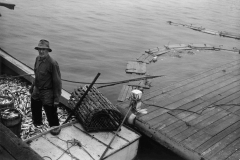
[29,39,62,135]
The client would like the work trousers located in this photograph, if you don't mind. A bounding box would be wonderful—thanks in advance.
[31,98,59,127]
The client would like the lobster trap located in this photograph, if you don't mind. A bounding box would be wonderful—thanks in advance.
[68,86,122,132]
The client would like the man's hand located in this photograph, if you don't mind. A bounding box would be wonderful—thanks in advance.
[54,102,59,108]
[29,85,34,94]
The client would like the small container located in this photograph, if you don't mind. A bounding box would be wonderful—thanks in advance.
[131,90,142,100]
[152,56,158,62]
[0,96,14,110]
[1,108,22,138]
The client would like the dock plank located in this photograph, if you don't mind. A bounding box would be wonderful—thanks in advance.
[181,114,239,150]
[140,73,240,122]
[203,114,239,136]
[143,78,240,119]
[196,121,240,154]
[152,80,240,132]
[126,61,136,73]
[137,62,147,74]
[126,61,146,74]
[155,114,179,131]
[144,60,240,100]
[165,108,222,137]
[167,109,233,139]
[128,80,151,89]
[136,53,147,62]
[234,109,240,116]
[136,53,150,63]
[201,127,240,158]
[145,54,155,63]
[225,149,240,160]
[148,112,174,127]
[168,76,240,117]
[166,91,240,138]
[174,87,240,119]
[182,131,211,150]
[210,139,240,160]
[173,110,230,142]
[228,105,240,114]
[142,67,240,115]
[125,85,133,100]
[146,68,239,111]
[118,85,129,102]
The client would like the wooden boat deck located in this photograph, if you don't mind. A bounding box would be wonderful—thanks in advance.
[118,59,240,160]
[24,121,140,160]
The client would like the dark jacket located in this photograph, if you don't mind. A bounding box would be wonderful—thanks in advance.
[33,55,62,103]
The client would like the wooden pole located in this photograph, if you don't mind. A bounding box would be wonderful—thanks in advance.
[63,73,101,124]
[99,100,134,160]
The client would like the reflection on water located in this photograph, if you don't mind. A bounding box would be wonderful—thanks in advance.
[1,0,240,159]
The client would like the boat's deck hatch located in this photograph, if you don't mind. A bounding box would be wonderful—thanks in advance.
[68,86,122,132]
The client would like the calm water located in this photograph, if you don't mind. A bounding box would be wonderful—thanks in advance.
[1,0,240,159]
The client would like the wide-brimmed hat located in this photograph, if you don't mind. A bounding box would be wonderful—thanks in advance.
[34,39,52,52]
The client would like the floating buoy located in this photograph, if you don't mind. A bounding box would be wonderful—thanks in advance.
[152,56,158,63]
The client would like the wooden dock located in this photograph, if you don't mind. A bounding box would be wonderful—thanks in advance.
[117,59,240,160]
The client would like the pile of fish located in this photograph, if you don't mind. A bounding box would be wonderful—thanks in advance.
[0,76,75,140]
[0,97,12,104]
[1,108,20,119]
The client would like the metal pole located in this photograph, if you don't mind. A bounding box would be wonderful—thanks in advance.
[99,101,134,160]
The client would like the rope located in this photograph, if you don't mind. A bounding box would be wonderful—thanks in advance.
[141,101,196,127]
[48,137,94,160]
[0,73,163,88]
[63,75,163,85]
[48,137,83,160]
[56,139,80,160]
[97,75,164,88]
[198,103,240,114]
[141,100,240,127]
[141,101,200,114]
